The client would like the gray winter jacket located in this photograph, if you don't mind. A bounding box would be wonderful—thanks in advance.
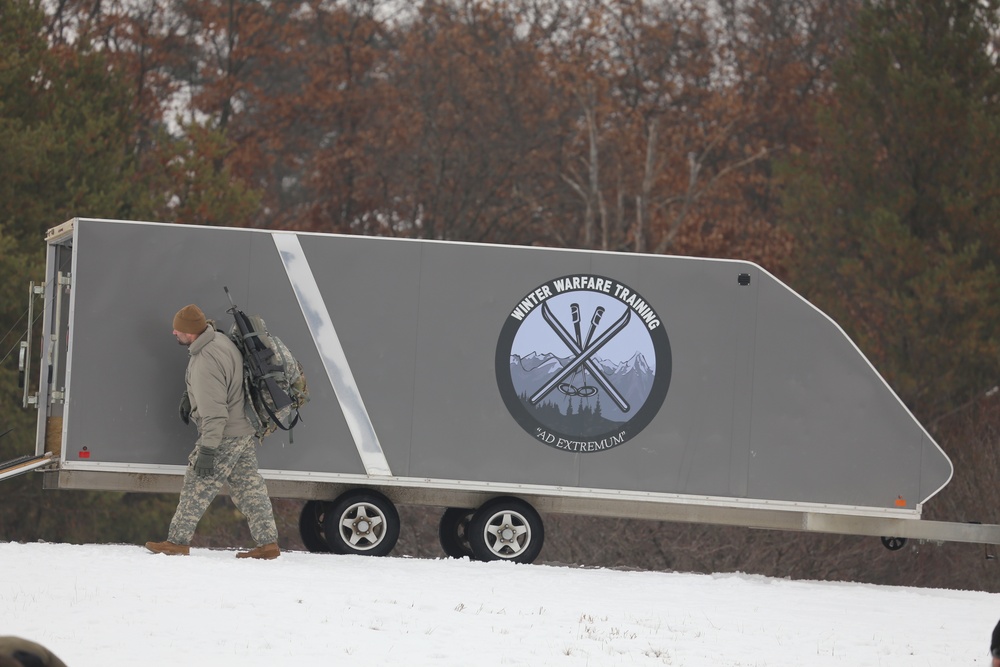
[185,325,255,448]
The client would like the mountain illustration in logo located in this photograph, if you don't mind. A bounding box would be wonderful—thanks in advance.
[509,351,656,433]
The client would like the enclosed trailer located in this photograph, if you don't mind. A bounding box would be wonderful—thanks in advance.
[8,217,1000,561]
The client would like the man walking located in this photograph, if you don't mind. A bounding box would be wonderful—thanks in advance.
[145,304,280,559]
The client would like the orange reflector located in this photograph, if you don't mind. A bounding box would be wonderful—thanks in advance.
[895,495,906,507]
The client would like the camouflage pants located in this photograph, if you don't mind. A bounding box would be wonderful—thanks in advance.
[168,434,278,546]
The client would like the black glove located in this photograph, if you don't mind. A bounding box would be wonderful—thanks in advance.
[193,446,216,478]
[179,392,192,425]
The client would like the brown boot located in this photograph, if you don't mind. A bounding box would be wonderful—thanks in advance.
[145,540,190,556]
[236,542,280,560]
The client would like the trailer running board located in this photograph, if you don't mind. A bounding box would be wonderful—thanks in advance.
[0,452,56,482]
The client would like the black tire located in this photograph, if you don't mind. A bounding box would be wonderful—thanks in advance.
[438,507,475,559]
[468,496,544,564]
[298,500,333,553]
[322,490,400,557]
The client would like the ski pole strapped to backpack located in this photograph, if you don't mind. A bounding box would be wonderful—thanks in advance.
[224,287,309,436]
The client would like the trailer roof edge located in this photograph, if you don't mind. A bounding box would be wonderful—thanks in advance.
[46,219,76,243]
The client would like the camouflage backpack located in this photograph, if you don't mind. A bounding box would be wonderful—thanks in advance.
[225,291,309,437]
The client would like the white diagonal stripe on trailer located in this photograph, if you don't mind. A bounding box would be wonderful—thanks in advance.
[271,233,391,476]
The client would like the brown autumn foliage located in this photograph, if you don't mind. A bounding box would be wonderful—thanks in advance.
[16,0,1000,592]
[52,0,840,266]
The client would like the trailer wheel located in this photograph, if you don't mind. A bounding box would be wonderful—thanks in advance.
[298,500,333,553]
[322,490,400,557]
[468,497,544,564]
[881,536,907,551]
[439,507,475,559]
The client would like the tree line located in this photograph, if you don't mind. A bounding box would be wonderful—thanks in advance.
[2,0,1000,590]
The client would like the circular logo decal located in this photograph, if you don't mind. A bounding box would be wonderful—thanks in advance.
[495,275,671,453]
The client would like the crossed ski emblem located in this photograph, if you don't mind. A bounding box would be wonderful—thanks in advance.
[529,302,631,413]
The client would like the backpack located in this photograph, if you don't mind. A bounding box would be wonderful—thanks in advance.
[224,289,309,437]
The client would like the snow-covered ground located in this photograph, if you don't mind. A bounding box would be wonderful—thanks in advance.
[1,541,998,666]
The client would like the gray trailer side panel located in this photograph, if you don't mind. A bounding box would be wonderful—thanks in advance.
[410,242,586,487]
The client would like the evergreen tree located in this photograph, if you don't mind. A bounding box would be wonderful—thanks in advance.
[780,0,1000,419]
[0,0,260,545]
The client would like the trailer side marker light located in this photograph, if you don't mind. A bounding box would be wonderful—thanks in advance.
[78,447,90,459]
[895,495,906,507]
